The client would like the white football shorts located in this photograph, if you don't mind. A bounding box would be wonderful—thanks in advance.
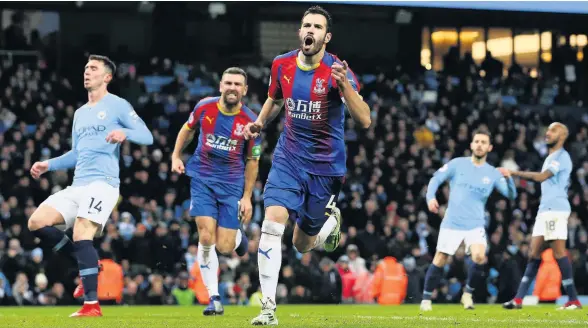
[532,211,570,241]
[41,180,119,234]
[436,226,487,256]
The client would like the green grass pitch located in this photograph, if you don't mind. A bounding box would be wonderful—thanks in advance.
[1,304,587,327]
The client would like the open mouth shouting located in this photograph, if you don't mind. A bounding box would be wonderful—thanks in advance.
[303,35,315,52]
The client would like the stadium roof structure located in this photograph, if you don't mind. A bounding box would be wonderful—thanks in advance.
[306,1,588,15]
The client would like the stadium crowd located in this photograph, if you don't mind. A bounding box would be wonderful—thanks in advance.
[1,41,588,307]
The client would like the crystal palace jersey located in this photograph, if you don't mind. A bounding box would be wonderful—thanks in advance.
[184,97,261,186]
[268,50,360,176]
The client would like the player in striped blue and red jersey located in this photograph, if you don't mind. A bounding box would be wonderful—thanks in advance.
[171,67,260,316]
[244,6,371,325]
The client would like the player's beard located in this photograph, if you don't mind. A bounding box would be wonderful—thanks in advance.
[546,140,557,149]
[300,35,325,57]
[473,150,487,161]
[222,92,240,108]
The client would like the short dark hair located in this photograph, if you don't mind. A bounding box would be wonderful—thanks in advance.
[472,128,492,143]
[302,5,332,33]
[88,54,116,75]
[222,67,247,84]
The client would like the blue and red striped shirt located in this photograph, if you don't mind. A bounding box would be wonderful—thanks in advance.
[268,50,360,176]
[184,97,260,186]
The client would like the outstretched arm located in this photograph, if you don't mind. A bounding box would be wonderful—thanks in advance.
[48,115,79,171]
[511,169,553,183]
[510,153,564,183]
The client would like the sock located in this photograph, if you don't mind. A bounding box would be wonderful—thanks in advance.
[312,215,338,249]
[74,240,99,302]
[556,256,579,301]
[197,243,219,297]
[423,264,443,300]
[234,229,249,257]
[258,220,285,305]
[515,258,541,300]
[465,263,485,294]
[33,226,75,256]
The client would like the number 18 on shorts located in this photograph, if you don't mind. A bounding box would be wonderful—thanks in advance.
[532,211,570,241]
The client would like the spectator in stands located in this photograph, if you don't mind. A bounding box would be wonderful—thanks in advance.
[371,255,407,305]
[289,285,312,304]
[171,271,196,306]
[3,12,29,50]
[346,244,367,274]
[0,274,13,305]
[12,272,34,306]
[314,258,342,304]
[336,255,356,304]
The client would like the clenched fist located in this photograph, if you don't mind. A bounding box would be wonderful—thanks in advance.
[30,161,49,179]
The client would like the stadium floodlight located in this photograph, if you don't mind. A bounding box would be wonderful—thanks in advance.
[209,2,226,19]
[138,1,155,14]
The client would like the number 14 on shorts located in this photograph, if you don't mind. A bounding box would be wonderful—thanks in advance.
[88,197,103,214]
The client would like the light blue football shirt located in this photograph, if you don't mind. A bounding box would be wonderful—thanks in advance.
[426,157,517,230]
[538,148,572,213]
[47,93,153,187]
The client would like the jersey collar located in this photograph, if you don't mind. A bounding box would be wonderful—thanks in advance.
[296,55,321,71]
[217,101,241,116]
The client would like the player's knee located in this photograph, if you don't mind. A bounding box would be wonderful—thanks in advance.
[264,206,289,225]
[261,220,285,237]
[28,206,62,231]
[195,217,216,245]
[28,212,55,231]
[553,250,566,259]
[216,241,235,255]
[72,217,99,241]
[27,216,47,231]
[260,220,285,248]
[471,253,486,264]
[292,239,313,253]
[198,230,215,245]
[552,247,567,259]
[432,252,448,266]
[528,248,541,260]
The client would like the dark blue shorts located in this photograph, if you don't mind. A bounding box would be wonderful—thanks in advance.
[263,156,343,236]
[189,177,241,230]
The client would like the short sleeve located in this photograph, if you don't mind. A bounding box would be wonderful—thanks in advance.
[268,59,283,100]
[185,101,207,130]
